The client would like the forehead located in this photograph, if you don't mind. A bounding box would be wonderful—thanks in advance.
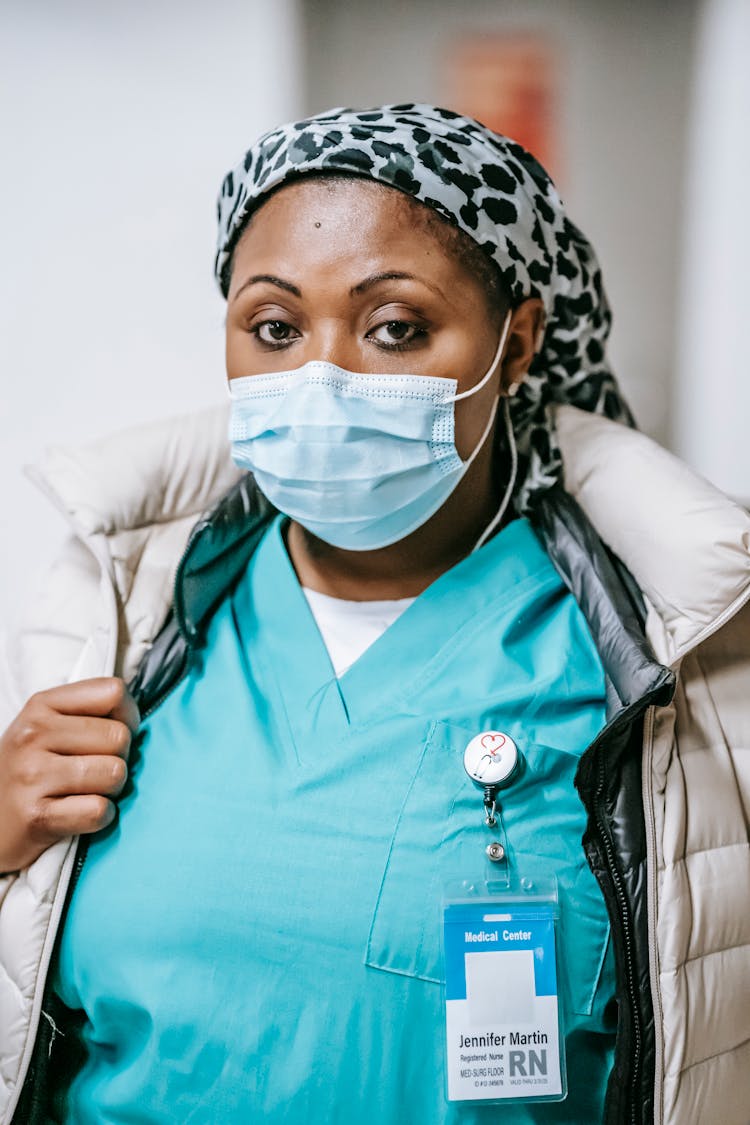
[243,174,429,228]
[231,177,465,280]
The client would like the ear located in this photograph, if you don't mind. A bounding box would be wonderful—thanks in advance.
[499,298,546,396]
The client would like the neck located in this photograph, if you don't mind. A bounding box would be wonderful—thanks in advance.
[285,440,512,600]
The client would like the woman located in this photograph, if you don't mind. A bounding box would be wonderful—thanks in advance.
[0,105,748,1125]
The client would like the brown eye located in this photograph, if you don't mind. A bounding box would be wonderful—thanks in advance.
[369,321,425,348]
[255,320,299,346]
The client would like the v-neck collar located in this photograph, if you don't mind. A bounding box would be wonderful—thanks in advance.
[234,515,557,745]
[234,519,351,748]
[338,517,557,723]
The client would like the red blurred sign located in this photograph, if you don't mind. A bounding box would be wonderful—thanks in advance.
[443,33,561,182]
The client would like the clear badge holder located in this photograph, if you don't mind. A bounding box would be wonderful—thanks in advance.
[442,872,567,1105]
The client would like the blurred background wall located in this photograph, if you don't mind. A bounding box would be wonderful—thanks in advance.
[674,0,750,500]
[0,0,302,626]
[1,0,747,630]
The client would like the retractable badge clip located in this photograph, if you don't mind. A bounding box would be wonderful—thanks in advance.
[463,731,521,832]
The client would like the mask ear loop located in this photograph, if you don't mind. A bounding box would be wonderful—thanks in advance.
[445,309,513,404]
[440,307,517,550]
[472,395,519,553]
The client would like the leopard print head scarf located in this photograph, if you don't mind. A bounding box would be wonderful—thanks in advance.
[215,103,634,511]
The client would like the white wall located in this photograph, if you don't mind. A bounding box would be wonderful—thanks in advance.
[0,0,302,626]
[674,0,750,500]
[302,0,698,447]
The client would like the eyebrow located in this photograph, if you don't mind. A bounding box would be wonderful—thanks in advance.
[232,269,444,303]
[232,274,302,302]
[350,271,444,298]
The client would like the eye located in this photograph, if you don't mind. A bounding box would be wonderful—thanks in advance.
[368,320,427,350]
[252,320,300,347]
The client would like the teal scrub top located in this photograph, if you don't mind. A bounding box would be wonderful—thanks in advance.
[53,515,616,1124]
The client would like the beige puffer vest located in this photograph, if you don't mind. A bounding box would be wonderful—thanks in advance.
[0,404,748,1125]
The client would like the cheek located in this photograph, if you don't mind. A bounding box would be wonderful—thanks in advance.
[225,324,245,379]
[451,340,501,460]
[453,386,499,460]
[225,324,268,379]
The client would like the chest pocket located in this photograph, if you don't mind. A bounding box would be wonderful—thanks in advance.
[364,720,613,1020]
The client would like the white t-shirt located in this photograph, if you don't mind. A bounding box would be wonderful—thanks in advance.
[302,587,416,677]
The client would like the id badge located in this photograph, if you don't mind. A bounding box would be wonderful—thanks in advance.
[442,878,567,1104]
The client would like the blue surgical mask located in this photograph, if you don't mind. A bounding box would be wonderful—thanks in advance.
[228,311,515,551]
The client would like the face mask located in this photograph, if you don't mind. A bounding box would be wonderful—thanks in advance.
[228,310,515,552]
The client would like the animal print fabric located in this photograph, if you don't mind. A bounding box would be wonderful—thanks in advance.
[215,103,634,511]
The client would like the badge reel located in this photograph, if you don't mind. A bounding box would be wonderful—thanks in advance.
[439,731,568,1107]
[463,730,520,873]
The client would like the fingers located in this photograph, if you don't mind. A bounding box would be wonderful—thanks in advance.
[107,686,141,734]
[37,678,140,732]
[45,753,129,800]
[0,680,139,870]
[32,794,117,839]
[45,715,133,759]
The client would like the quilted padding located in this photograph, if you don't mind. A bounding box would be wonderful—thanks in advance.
[647,608,750,1125]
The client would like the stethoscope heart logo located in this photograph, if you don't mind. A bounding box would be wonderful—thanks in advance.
[480,732,507,758]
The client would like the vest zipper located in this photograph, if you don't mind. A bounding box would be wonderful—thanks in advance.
[6,839,79,1125]
[595,750,641,1125]
[22,836,89,1124]
[641,706,664,1125]
[59,832,91,926]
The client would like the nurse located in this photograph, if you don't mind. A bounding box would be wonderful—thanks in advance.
[2,105,658,1124]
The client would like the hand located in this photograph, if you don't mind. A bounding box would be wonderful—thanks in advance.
[0,678,140,873]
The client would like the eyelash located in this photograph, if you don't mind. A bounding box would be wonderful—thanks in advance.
[249,319,428,352]
[375,323,428,352]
